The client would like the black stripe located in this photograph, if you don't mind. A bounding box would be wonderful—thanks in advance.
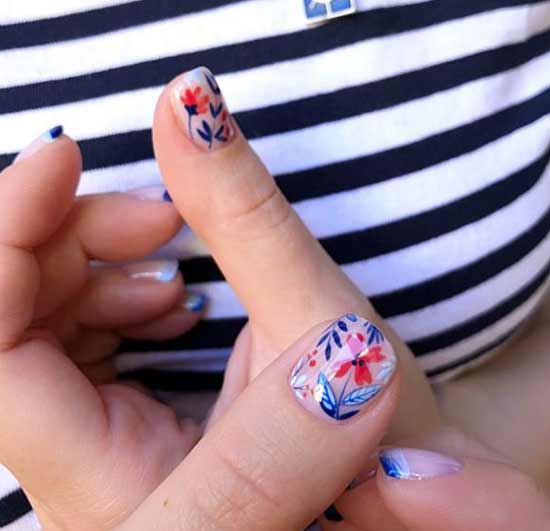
[276,88,550,203]
[0,0,544,114]
[121,318,247,352]
[1,43,547,172]
[240,30,550,140]
[0,489,31,527]
[426,321,524,377]
[374,206,550,317]
[411,261,550,355]
[0,0,236,50]
[120,262,549,363]
[119,369,224,391]
[179,140,550,284]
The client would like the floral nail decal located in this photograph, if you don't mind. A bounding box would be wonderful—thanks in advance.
[290,314,397,422]
[171,66,234,151]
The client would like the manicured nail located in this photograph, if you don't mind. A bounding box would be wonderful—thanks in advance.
[123,260,179,283]
[323,504,344,522]
[14,125,64,163]
[183,292,207,312]
[289,314,397,422]
[379,448,463,480]
[171,66,235,152]
[125,185,173,202]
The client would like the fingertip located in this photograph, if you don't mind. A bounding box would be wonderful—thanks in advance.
[0,129,82,247]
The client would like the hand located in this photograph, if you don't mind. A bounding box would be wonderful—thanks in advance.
[318,428,550,530]
[152,66,440,442]
[117,320,400,531]
[0,132,203,530]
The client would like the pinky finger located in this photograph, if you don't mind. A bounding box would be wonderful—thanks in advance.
[118,293,206,340]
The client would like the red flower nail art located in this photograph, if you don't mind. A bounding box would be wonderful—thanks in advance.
[173,67,235,150]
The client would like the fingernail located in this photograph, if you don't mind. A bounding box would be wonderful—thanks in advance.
[171,66,235,152]
[379,448,463,480]
[125,185,173,202]
[289,314,397,423]
[123,260,179,283]
[183,292,207,312]
[14,125,64,163]
[323,504,344,522]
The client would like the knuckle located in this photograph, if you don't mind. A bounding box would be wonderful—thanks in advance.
[191,445,282,530]
[208,151,293,241]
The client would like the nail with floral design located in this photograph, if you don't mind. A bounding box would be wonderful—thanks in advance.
[171,66,235,152]
[289,314,397,422]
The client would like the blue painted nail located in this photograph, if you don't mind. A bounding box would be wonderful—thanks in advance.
[324,504,343,522]
[163,190,173,202]
[184,292,207,312]
[379,448,463,480]
[43,125,63,142]
[14,125,65,163]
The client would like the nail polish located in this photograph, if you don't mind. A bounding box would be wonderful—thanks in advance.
[379,448,463,480]
[171,66,235,152]
[123,260,179,283]
[14,125,64,163]
[289,314,397,422]
[125,185,173,202]
[323,504,344,522]
[183,292,207,312]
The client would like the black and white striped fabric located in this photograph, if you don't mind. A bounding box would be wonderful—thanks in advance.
[1,0,549,527]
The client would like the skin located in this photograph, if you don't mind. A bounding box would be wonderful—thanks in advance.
[435,291,550,490]
[0,73,547,529]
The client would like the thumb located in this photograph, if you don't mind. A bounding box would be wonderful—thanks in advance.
[119,316,400,531]
[337,432,550,531]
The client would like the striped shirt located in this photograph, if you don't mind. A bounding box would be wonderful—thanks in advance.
[0,0,549,528]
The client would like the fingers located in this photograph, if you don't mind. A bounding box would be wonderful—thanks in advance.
[76,261,184,328]
[337,431,550,531]
[35,188,182,317]
[0,129,81,248]
[72,190,182,262]
[153,67,440,442]
[377,449,549,531]
[0,131,80,347]
[152,67,368,352]
[118,295,205,340]
[120,316,400,531]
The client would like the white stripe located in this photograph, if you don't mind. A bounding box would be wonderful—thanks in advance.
[69,53,550,200]
[391,231,550,341]
[255,54,550,176]
[0,2,547,91]
[0,0,136,25]
[190,163,550,319]
[0,465,19,497]
[295,115,550,239]
[0,0,426,27]
[419,277,550,372]
[147,116,550,263]
[2,3,549,153]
